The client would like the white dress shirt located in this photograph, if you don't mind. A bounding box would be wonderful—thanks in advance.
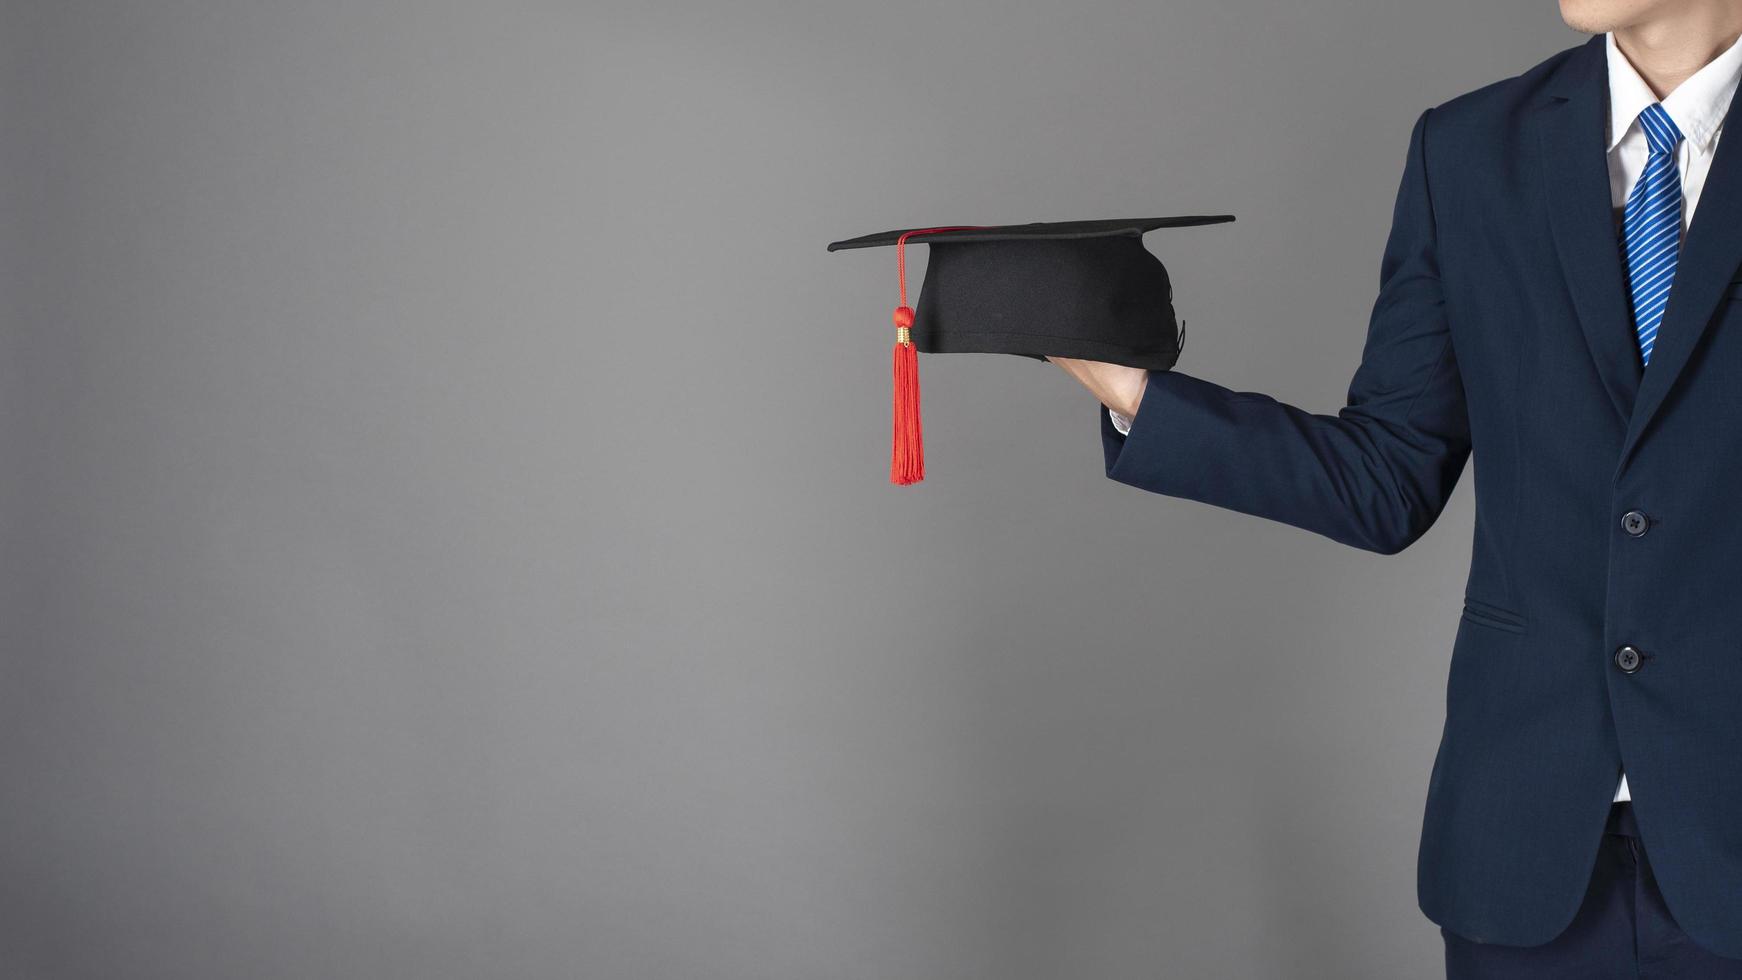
[1108,31,1742,804]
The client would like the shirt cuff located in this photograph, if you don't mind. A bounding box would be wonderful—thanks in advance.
[1108,407,1133,435]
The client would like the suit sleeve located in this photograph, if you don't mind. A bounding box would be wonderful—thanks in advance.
[1102,108,1470,555]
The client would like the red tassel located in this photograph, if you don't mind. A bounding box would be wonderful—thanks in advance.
[891,305,923,485]
[884,226,978,486]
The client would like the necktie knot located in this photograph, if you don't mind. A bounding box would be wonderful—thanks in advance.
[1639,103,1684,155]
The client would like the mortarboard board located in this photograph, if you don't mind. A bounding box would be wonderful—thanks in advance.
[828,215,1235,484]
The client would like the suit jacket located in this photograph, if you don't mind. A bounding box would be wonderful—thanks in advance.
[1103,34,1742,954]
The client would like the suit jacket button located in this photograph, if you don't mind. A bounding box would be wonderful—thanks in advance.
[1614,645,1643,673]
[1622,511,1650,537]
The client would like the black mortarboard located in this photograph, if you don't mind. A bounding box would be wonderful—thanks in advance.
[828,215,1234,484]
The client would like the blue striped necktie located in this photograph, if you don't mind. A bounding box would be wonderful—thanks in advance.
[1622,103,1685,366]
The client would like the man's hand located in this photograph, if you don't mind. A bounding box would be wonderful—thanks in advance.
[1049,356,1148,419]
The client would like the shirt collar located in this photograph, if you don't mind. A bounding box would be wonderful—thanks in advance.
[1606,30,1742,153]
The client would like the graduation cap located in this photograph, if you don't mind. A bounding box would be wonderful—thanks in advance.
[828,215,1234,484]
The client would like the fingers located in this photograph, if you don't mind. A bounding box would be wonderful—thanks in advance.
[1049,355,1090,384]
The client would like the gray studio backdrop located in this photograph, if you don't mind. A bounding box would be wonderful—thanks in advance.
[2,3,1576,978]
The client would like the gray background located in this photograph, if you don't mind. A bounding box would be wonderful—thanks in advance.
[1,2,1576,978]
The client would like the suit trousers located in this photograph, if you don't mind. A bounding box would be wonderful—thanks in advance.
[1443,805,1742,978]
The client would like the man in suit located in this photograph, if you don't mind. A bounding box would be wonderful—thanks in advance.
[1052,1,1742,976]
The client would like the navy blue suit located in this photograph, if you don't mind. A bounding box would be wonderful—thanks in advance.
[1104,35,1742,956]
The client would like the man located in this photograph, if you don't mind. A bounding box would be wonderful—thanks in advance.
[1052,0,1742,975]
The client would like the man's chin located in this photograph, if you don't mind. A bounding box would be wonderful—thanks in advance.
[1558,0,1629,35]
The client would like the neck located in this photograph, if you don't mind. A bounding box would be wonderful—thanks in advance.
[1613,4,1742,98]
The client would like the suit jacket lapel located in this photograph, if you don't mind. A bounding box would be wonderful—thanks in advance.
[1538,35,1642,424]
[1620,75,1742,463]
